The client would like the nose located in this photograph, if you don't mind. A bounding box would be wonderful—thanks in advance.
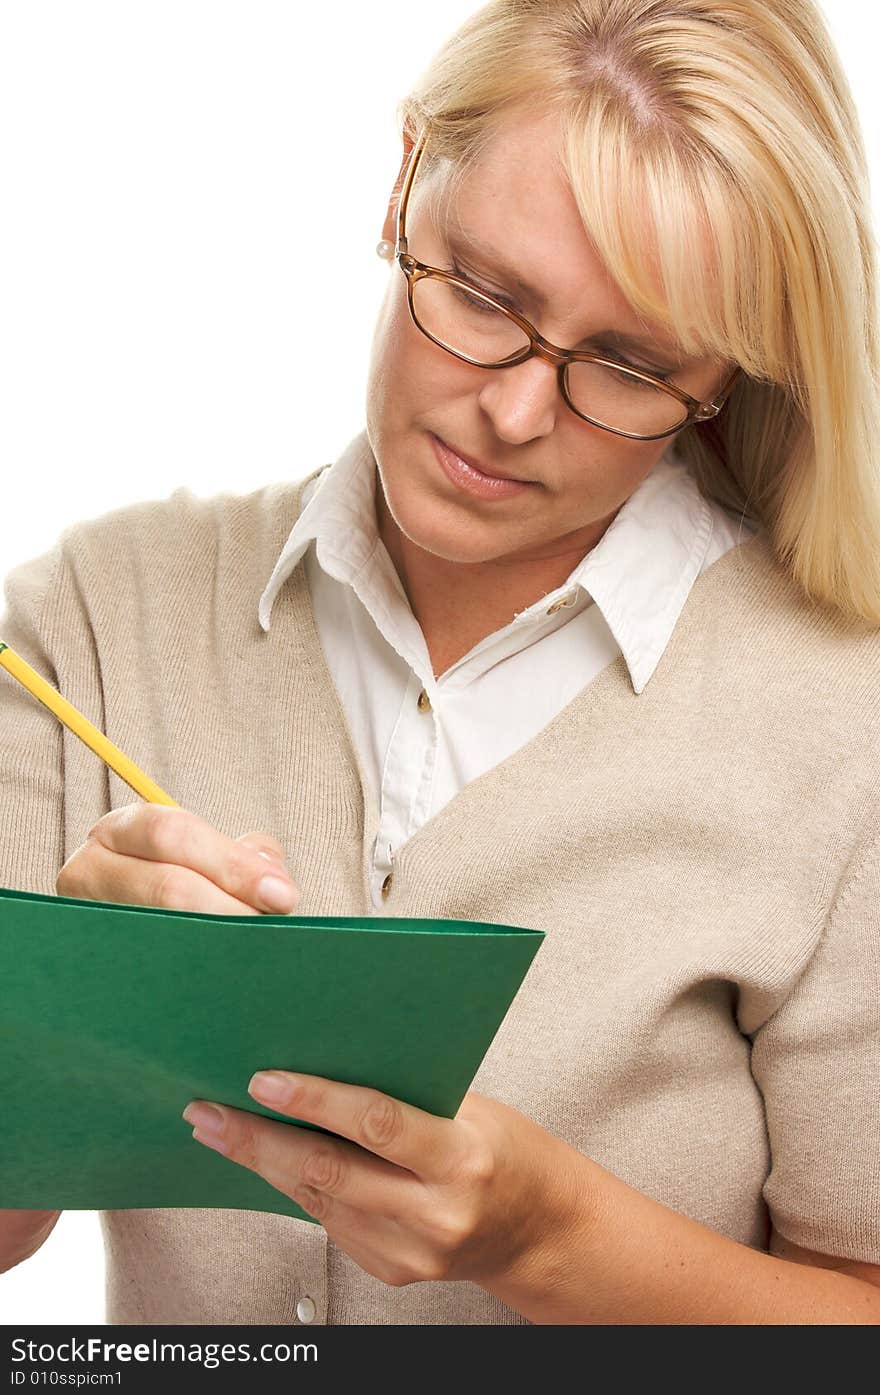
[476,356,559,444]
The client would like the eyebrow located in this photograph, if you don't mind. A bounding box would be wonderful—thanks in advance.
[446,228,685,372]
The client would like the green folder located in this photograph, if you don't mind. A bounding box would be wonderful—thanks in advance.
[0,886,543,1224]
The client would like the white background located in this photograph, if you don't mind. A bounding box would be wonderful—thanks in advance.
[1,1,877,1325]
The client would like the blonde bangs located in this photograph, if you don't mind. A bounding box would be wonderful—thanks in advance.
[561,103,797,394]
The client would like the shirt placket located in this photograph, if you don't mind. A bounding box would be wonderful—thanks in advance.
[370,668,438,911]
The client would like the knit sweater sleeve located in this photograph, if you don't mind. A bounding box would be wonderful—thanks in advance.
[0,537,69,896]
[748,819,880,1264]
[0,512,123,896]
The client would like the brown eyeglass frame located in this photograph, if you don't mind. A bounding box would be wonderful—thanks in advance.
[393,127,742,442]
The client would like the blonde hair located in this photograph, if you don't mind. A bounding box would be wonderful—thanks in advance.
[397,0,880,625]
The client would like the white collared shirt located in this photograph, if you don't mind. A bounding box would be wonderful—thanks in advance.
[259,430,758,911]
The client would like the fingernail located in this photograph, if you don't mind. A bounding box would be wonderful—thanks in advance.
[249,1070,290,1103]
[182,1102,225,1134]
[257,874,297,913]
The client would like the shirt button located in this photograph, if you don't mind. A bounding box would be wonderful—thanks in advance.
[296,1295,317,1324]
[381,873,393,900]
[417,688,432,712]
[546,591,578,615]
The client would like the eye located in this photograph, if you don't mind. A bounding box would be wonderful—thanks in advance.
[621,358,674,383]
[449,257,675,381]
[449,260,517,311]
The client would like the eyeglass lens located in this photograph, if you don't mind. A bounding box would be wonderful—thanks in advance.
[411,275,689,436]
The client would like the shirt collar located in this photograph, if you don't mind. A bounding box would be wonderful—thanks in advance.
[258,429,715,694]
[257,431,378,633]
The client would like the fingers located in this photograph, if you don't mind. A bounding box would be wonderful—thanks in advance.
[246,1071,464,1181]
[59,804,300,915]
[193,1107,411,1221]
[60,835,264,915]
[237,831,290,872]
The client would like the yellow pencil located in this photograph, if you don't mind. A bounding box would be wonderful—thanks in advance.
[0,641,178,807]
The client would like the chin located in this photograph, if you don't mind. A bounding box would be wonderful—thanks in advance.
[394,503,492,562]
[379,480,510,564]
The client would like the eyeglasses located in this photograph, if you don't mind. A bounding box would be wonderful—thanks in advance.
[393,128,741,442]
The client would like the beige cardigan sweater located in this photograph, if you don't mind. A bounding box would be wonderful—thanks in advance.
[1,466,879,1325]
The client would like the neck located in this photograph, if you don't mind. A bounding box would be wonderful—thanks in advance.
[374,485,607,677]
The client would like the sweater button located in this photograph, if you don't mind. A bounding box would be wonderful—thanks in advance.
[381,873,393,900]
[296,1295,316,1324]
[417,688,431,712]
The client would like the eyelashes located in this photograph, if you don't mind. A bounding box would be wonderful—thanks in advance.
[447,259,674,381]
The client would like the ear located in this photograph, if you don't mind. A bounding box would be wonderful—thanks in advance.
[380,126,417,247]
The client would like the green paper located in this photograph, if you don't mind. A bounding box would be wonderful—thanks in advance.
[0,886,543,1223]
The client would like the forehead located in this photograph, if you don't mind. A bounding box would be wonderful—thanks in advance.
[416,108,716,359]
[425,111,605,278]
[450,110,581,220]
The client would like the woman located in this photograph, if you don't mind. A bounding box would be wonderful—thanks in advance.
[2,0,879,1324]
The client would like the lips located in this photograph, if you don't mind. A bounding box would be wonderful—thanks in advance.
[432,434,531,484]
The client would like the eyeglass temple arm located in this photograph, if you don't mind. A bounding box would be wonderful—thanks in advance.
[395,128,428,258]
[692,364,741,420]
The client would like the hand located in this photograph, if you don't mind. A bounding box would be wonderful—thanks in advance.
[56,803,300,916]
[181,1072,588,1291]
[0,1209,62,1274]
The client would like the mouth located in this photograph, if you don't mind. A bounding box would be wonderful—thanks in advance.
[428,433,538,502]
[430,434,534,485]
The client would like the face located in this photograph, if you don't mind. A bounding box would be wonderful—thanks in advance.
[366,108,731,574]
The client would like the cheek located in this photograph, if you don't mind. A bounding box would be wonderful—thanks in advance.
[557,435,674,517]
[366,288,476,418]
[554,424,660,474]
